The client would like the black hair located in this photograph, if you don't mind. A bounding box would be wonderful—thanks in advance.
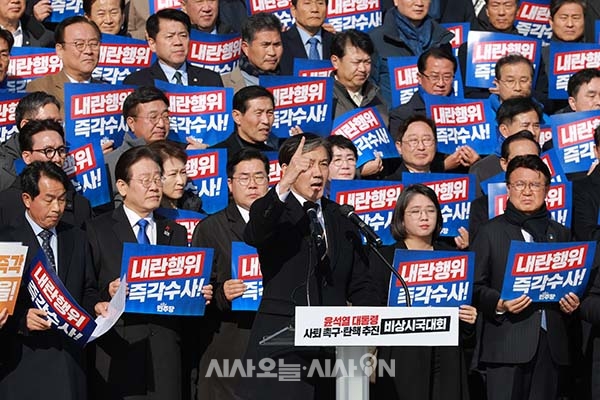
[567,68,600,98]
[122,86,169,119]
[146,8,192,39]
[390,184,443,242]
[233,85,274,113]
[21,161,69,199]
[19,119,65,152]
[241,12,282,43]
[16,92,61,129]
[550,0,586,18]
[278,133,331,166]
[395,115,437,142]
[500,130,541,159]
[325,135,358,159]
[0,28,14,52]
[226,148,270,178]
[55,15,101,44]
[496,97,543,126]
[330,29,374,58]
[494,54,534,81]
[505,154,551,186]
[417,47,457,74]
[114,145,163,183]
[83,0,125,15]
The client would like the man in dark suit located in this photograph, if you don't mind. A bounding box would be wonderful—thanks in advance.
[472,155,581,400]
[212,85,281,155]
[0,161,107,399]
[279,0,333,75]
[181,0,235,34]
[26,16,105,119]
[0,119,92,229]
[86,146,212,400]
[0,0,54,47]
[192,148,269,399]
[123,8,223,88]
[240,134,377,399]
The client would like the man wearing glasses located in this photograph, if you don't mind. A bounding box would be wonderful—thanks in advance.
[0,119,93,228]
[26,16,105,119]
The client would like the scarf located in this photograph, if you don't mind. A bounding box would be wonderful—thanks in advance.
[238,53,280,77]
[503,199,550,242]
[393,8,434,56]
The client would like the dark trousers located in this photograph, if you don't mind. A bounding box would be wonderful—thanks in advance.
[485,331,558,400]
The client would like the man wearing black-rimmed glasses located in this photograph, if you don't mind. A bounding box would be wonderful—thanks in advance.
[0,118,92,228]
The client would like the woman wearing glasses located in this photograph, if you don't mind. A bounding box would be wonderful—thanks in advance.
[371,183,477,400]
[148,140,203,212]
[472,155,580,400]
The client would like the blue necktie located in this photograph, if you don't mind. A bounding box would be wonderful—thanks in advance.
[39,229,56,271]
[307,37,320,60]
[137,219,150,245]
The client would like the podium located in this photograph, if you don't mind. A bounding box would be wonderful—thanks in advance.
[261,306,459,400]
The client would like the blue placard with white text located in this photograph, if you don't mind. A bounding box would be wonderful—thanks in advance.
[0,92,23,144]
[388,250,474,307]
[185,148,228,214]
[550,110,600,174]
[500,241,595,302]
[331,107,397,167]
[465,31,541,88]
[441,23,470,57]
[548,42,600,99]
[423,93,496,154]
[6,47,62,93]
[188,31,242,75]
[231,242,262,311]
[121,243,213,316]
[514,0,552,45]
[260,75,333,138]
[325,0,382,32]
[246,0,293,28]
[50,0,83,22]
[27,249,97,346]
[156,80,233,146]
[293,59,335,78]
[402,173,474,237]
[330,179,404,246]
[93,34,154,85]
[155,208,207,245]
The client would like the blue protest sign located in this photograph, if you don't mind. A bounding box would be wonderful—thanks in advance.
[188,31,242,75]
[423,94,496,154]
[465,31,541,88]
[27,249,97,346]
[441,22,470,57]
[387,56,418,108]
[64,83,134,149]
[231,242,262,311]
[402,173,474,237]
[246,0,293,28]
[260,75,333,138]
[548,42,600,99]
[331,107,397,167]
[155,80,233,146]
[155,208,207,245]
[93,34,154,85]
[330,179,404,246]
[550,110,600,174]
[0,92,23,144]
[185,148,228,214]
[325,0,382,32]
[293,59,335,78]
[514,0,552,45]
[149,0,182,14]
[63,140,111,208]
[500,241,596,301]
[7,47,62,92]
[388,250,474,307]
[121,243,213,316]
[50,0,83,22]
[265,151,282,188]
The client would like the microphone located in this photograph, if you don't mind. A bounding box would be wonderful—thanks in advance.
[303,201,324,243]
[339,204,383,247]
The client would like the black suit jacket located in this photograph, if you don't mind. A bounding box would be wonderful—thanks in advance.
[279,26,334,76]
[21,14,54,47]
[0,219,99,399]
[572,165,600,242]
[191,202,255,398]
[123,61,224,87]
[472,214,578,366]
[85,205,188,400]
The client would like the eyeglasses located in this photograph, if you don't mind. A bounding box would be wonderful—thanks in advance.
[402,137,435,149]
[498,78,532,88]
[420,72,454,83]
[32,146,69,159]
[405,208,437,219]
[231,174,268,186]
[331,157,357,167]
[61,39,101,52]
[133,113,170,125]
[130,176,166,188]
[508,181,546,192]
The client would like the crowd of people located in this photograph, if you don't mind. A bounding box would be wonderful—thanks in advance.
[0,0,599,399]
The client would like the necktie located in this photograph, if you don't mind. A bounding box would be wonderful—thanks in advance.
[173,70,183,85]
[473,0,486,15]
[305,201,327,260]
[137,219,150,245]
[307,37,320,60]
[39,229,56,271]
